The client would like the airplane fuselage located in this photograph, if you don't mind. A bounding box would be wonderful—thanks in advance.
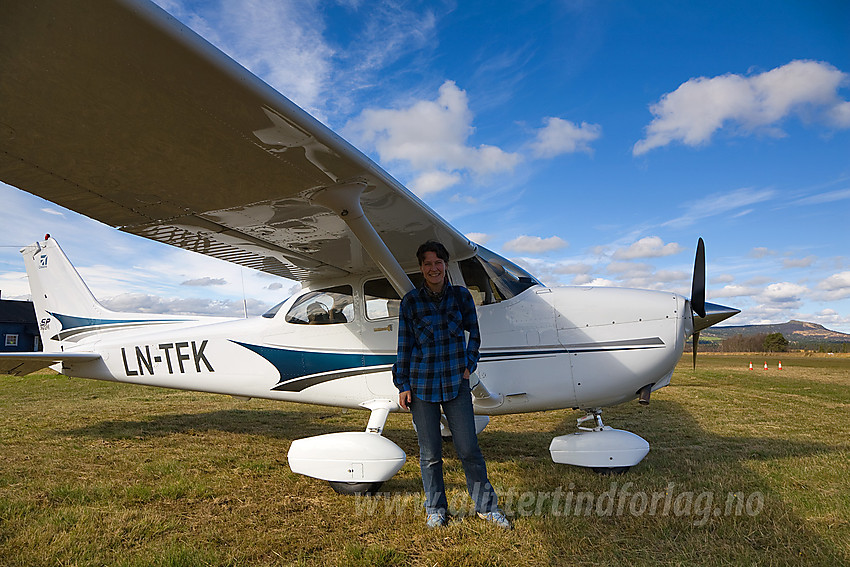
[58,283,690,414]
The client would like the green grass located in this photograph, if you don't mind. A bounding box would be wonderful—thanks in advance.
[1,354,848,565]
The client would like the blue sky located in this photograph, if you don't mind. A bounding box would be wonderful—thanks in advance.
[1,0,849,332]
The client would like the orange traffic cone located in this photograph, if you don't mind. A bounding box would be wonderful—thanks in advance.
[778,361,782,370]
[748,362,753,370]
[764,361,768,370]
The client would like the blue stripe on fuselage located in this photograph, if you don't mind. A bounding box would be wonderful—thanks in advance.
[49,312,167,329]
[47,312,192,341]
[231,341,397,388]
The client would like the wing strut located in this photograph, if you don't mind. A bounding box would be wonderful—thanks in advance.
[312,183,415,297]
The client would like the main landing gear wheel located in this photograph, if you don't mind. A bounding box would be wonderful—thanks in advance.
[592,466,631,475]
[328,481,384,496]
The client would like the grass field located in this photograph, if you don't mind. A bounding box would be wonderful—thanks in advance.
[1,354,848,566]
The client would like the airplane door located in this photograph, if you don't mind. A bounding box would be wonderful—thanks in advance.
[360,277,404,398]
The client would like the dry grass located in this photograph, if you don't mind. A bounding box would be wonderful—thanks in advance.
[1,354,848,566]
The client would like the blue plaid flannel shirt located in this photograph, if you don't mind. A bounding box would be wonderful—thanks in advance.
[392,282,481,403]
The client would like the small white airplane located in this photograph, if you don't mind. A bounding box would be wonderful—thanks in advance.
[0,0,738,494]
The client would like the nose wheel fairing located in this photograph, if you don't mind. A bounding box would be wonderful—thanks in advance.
[549,409,649,472]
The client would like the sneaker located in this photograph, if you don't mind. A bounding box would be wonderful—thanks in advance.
[425,512,447,528]
[477,510,511,529]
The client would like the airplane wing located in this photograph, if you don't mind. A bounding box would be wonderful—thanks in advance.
[0,353,102,377]
[0,0,475,284]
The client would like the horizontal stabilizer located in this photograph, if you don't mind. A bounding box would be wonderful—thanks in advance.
[0,352,102,377]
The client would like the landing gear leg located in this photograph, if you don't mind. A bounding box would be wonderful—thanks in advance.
[576,408,605,431]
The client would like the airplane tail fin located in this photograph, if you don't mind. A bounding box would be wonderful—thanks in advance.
[20,236,112,352]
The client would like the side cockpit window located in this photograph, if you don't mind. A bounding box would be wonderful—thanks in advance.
[364,273,424,320]
[284,285,354,325]
[459,248,540,305]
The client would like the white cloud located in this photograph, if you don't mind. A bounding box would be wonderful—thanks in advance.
[746,276,775,286]
[760,282,808,304]
[553,262,592,275]
[654,269,688,283]
[782,256,816,269]
[829,100,850,126]
[0,270,31,299]
[606,261,653,275]
[346,5,438,75]
[577,277,615,287]
[749,247,775,259]
[664,187,775,229]
[612,236,683,260]
[503,235,568,254]
[803,308,850,332]
[634,60,850,155]
[344,81,522,195]
[101,293,269,317]
[465,232,492,245]
[530,117,601,158]
[793,187,850,206]
[182,277,228,287]
[711,274,735,284]
[450,193,480,205]
[153,0,334,116]
[410,171,462,196]
[712,284,760,299]
[152,1,440,121]
[816,271,850,301]
[737,304,797,326]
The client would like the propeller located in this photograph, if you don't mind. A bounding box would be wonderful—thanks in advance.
[690,238,706,369]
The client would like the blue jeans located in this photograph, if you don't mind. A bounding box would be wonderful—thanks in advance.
[410,379,498,515]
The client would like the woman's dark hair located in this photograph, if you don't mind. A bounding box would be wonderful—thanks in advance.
[416,240,450,265]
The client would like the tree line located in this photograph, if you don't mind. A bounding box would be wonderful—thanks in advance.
[709,332,850,353]
[717,332,789,353]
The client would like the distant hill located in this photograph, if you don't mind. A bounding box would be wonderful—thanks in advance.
[702,320,850,345]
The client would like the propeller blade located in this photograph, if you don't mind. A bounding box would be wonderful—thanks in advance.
[691,237,706,319]
[692,331,700,369]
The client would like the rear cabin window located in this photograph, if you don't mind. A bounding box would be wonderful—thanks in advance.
[284,285,354,324]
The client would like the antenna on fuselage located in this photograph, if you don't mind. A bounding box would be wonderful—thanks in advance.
[241,267,248,319]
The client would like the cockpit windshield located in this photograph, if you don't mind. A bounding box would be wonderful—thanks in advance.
[459,247,541,305]
[262,299,288,319]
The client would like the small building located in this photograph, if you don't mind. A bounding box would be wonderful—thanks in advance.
[0,298,41,352]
